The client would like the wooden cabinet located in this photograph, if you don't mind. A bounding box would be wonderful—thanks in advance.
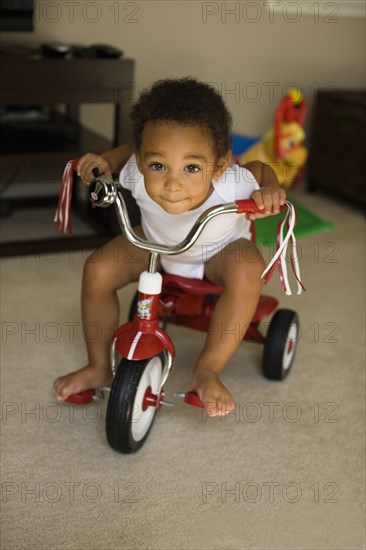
[307,90,366,204]
[0,53,135,256]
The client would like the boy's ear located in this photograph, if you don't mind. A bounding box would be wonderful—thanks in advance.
[213,150,232,179]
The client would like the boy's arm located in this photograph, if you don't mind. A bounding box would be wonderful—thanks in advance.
[77,143,134,182]
[242,160,286,220]
[100,143,135,174]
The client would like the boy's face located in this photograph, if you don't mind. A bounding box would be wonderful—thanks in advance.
[135,121,230,215]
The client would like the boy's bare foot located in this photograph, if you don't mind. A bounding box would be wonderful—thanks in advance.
[191,368,235,417]
[53,365,113,402]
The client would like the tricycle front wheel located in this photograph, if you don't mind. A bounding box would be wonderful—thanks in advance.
[106,353,164,453]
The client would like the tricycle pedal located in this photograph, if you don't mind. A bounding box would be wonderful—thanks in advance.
[173,391,204,408]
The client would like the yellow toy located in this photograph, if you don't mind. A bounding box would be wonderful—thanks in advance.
[239,89,308,188]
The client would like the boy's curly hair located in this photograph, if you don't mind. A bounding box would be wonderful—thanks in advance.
[131,77,232,159]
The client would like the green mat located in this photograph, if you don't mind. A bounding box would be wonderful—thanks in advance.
[254,198,334,245]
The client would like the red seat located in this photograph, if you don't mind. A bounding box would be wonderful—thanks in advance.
[161,273,278,322]
[162,273,224,295]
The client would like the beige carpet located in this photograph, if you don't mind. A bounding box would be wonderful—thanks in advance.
[1,185,365,549]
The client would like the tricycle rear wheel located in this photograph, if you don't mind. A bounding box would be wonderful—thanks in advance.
[262,309,299,380]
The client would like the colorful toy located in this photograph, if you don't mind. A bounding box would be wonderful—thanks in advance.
[235,89,308,188]
[56,167,303,454]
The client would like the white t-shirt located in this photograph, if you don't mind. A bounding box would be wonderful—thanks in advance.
[119,155,260,279]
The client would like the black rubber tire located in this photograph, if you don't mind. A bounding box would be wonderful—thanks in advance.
[262,309,299,381]
[106,354,163,453]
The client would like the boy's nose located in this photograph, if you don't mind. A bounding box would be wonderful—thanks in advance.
[164,175,182,192]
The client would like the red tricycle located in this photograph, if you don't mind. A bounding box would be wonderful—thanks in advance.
[64,172,302,454]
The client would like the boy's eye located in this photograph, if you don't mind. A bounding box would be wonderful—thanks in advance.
[149,163,165,171]
[185,164,200,173]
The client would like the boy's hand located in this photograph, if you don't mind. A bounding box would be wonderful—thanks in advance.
[248,186,286,221]
[76,153,112,184]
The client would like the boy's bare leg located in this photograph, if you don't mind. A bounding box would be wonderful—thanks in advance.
[192,239,265,417]
[54,228,156,401]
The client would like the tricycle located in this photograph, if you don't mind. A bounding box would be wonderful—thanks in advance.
[62,169,302,454]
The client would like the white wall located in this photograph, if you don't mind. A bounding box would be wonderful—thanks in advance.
[3,0,365,144]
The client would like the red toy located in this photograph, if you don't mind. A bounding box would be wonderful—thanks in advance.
[57,168,303,453]
[274,88,307,159]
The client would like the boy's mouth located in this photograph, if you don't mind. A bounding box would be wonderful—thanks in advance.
[161,196,187,204]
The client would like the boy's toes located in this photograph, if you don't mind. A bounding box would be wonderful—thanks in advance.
[53,378,77,401]
[204,397,231,417]
[192,369,235,418]
[53,380,63,398]
[55,384,68,401]
[205,400,219,416]
[216,401,226,416]
[216,397,235,416]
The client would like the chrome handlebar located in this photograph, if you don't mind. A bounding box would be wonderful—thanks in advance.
[88,176,259,257]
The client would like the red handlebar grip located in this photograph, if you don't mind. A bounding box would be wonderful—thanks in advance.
[236,199,264,214]
[71,157,80,172]
[235,199,285,214]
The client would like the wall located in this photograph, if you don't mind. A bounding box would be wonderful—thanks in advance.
[2,0,365,144]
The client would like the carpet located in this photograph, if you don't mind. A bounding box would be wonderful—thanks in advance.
[1,185,365,549]
[254,198,335,245]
